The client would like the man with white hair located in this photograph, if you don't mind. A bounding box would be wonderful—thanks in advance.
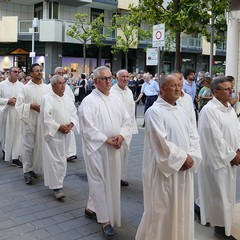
[41,75,79,199]
[79,66,132,238]
[54,67,78,161]
[135,72,159,127]
[111,69,138,186]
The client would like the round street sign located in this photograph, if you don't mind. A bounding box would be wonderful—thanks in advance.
[152,23,165,47]
[155,31,162,40]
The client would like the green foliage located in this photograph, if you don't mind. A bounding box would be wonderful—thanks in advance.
[110,14,150,55]
[66,13,106,71]
[66,13,106,47]
[130,0,230,44]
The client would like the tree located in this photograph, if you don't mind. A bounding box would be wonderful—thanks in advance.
[66,13,106,73]
[110,13,151,70]
[130,0,230,71]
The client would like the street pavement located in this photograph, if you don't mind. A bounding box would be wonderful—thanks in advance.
[0,103,239,240]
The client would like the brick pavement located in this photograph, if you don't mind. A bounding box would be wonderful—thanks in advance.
[0,103,238,240]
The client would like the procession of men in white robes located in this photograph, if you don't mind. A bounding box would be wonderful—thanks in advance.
[1,63,240,240]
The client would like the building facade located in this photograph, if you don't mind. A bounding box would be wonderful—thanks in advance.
[0,0,226,79]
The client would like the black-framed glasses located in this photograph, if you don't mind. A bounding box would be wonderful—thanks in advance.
[98,76,112,81]
[57,72,64,75]
[216,88,232,91]
[12,70,20,74]
[32,69,43,73]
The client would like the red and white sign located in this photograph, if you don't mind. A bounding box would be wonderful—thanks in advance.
[152,23,165,47]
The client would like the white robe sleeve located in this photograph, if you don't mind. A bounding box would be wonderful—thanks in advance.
[41,95,60,141]
[198,107,237,169]
[78,100,108,156]
[145,108,188,177]
[15,87,31,121]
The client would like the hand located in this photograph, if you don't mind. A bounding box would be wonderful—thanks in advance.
[112,135,124,149]
[180,154,194,171]
[58,123,73,134]
[8,97,16,106]
[30,103,41,112]
[231,150,240,166]
[106,135,124,149]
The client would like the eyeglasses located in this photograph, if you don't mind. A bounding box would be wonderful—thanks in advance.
[98,76,112,81]
[32,69,43,73]
[216,88,232,91]
[12,70,20,74]
[57,72,64,75]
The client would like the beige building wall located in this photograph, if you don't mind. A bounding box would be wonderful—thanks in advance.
[202,37,216,55]
[0,16,18,42]
[118,0,139,10]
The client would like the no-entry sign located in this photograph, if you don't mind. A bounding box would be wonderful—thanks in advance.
[152,23,165,47]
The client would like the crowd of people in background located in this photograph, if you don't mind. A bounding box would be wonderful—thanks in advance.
[0,65,239,240]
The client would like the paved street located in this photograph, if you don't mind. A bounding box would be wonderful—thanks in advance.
[0,103,239,240]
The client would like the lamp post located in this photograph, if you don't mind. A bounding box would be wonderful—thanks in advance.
[30,18,39,64]
[209,15,216,79]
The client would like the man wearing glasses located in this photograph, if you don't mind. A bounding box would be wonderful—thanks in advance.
[197,76,240,239]
[0,66,24,167]
[78,66,132,239]
[16,63,49,184]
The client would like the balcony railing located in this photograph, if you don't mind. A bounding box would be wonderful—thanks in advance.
[92,0,117,5]
[216,42,226,51]
[19,20,39,34]
[103,26,116,40]
[181,37,202,49]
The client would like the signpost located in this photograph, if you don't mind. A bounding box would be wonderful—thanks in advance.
[152,24,165,80]
[146,48,158,66]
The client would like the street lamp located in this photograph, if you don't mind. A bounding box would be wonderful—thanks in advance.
[30,18,39,64]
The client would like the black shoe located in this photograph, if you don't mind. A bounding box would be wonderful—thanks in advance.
[24,172,32,184]
[84,208,98,222]
[214,226,236,239]
[29,171,37,179]
[194,203,210,226]
[121,180,129,187]
[102,224,117,239]
[2,150,5,161]
[12,159,23,168]
[67,155,77,161]
[54,189,65,199]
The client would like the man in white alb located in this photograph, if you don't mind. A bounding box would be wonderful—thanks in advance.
[16,63,49,184]
[0,66,23,167]
[78,66,132,239]
[111,69,138,186]
[136,74,202,240]
[41,75,79,199]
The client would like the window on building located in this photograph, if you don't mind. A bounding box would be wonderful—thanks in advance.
[49,1,59,19]
[34,3,43,19]
[91,8,104,34]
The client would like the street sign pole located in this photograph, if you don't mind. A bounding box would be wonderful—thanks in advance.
[157,47,161,81]
[152,23,165,83]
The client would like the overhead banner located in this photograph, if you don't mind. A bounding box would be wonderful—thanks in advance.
[146,48,158,66]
